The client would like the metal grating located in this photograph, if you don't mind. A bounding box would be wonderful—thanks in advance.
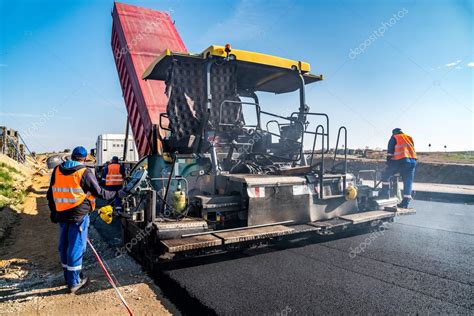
[166,60,242,142]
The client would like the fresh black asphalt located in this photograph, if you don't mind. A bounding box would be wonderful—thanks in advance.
[160,200,474,314]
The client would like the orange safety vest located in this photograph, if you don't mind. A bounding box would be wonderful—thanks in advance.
[105,163,124,186]
[392,133,417,160]
[52,167,96,211]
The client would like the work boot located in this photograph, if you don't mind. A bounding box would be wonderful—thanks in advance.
[397,198,411,209]
[68,276,88,294]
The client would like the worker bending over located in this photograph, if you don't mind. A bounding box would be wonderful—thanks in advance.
[47,146,119,294]
[101,156,125,211]
[380,128,417,208]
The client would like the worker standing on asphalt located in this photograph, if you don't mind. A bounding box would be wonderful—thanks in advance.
[380,128,417,208]
[101,156,125,212]
[47,146,119,294]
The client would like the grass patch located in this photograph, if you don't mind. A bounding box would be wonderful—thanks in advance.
[443,152,474,162]
[0,163,26,206]
[0,162,20,174]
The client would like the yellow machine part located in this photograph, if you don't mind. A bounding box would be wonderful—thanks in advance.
[345,185,358,201]
[172,188,187,213]
[143,45,315,80]
[162,152,173,163]
[202,45,311,72]
[98,205,113,224]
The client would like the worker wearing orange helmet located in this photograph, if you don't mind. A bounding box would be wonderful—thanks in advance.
[380,128,417,208]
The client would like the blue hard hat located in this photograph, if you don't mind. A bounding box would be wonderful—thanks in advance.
[112,156,119,163]
[392,128,402,134]
[72,146,88,159]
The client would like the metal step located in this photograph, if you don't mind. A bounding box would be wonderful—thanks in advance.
[161,235,222,253]
[161,224,295,252]
[339,210,394,224]
[309,218,351,229]
[289,224,322,233]
[160,209,409,254]
[214,225,294,244]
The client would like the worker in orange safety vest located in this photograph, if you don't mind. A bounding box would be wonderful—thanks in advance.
[47,146,120,294]
[380,128,417,208]
[101,156,126,211]
[102,156,125,190]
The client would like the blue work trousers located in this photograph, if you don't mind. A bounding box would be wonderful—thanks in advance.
[381,160,416,197]
[58,215,89,287]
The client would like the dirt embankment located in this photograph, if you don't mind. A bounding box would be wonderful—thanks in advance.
[0,155,171,315]
[340,159,474,185]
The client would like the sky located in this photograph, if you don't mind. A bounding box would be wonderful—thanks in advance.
[0,0,472,153]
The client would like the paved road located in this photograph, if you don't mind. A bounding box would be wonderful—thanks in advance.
[161,200,474,314]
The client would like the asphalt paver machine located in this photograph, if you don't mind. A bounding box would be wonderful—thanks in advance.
[117,44,415,263]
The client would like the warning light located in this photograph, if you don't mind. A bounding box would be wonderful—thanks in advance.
[224,43,232,53]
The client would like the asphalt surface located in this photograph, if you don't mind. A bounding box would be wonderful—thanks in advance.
[161,200,474,314]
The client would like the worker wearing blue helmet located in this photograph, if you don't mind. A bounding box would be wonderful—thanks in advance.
[47,146,121,294]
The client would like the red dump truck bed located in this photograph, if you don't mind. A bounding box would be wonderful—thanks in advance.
[111,2,187,157]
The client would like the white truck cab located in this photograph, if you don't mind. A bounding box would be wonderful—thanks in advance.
[94,134,139,176]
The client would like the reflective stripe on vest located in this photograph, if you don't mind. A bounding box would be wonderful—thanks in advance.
[51,167,96,211]
[392,133,417,160]
[105,163,124,186]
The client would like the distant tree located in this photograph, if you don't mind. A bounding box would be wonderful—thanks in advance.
[64,148,71,153]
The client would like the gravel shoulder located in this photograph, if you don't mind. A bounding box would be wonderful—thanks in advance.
[0,166,171,315]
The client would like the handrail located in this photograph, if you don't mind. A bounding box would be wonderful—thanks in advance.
[333,126,347,173]
[309,124,325,167]
[265,120,291,134]
[291,112,330,154]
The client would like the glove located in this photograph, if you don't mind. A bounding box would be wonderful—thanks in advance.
[98,205,113,224]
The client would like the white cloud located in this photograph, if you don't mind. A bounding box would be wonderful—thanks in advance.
[0,112,45,118]
[445,60,461,67]
[0,112,71,119]
[467,62,474,67]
